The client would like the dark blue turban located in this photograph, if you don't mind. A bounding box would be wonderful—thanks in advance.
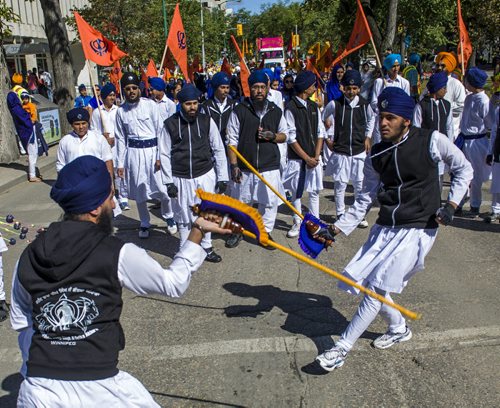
[121,72,140,87]
[212,72,231,90]
[51,156,112,214]
[67,108,90,124]
[341,70,362,87]
[465,67,487,89]
[149,77,166,91]
[100,83,116,100]
[409,53,421,65]
[177,84,201,103]
[427,71,448,94]
[248,70,269,87]
[378,87,415,120]
[294,70,316,93]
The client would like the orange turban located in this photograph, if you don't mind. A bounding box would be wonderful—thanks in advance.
[436,52,457,74]
[11,73,23,85]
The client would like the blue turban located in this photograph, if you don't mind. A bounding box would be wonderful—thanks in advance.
[177,84,201,103]
[263,68,274,83]
[427,71,448,94]
[248,70,268,87]
[294,71,316,93]
[409,53,421,66]
[67,108,90,124]
[149,77,166,91]
[211,72,231,90]
[51,156,112,214]
[78,84,86,91]
[383,54,402,71]
[121,72,140,87]
[378,87,415,120]
[100,83,116,100]
[465,67,487,89]
[341,70,362,87]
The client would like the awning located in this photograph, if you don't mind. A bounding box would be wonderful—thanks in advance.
[3,42,50,56]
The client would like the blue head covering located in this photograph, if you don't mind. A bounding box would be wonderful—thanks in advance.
[50,156,112,214]
[465,67,488,89]
[100,83,116,100]
[427,71,448,94]
[121,72,140,87]
[149,77,166,91]
[341,70,362,87]
[409,53,421,66]
[326,64,344,102]
[67,108,90,124]
[377,87,415,120]
[248,70,268,87]
[294,71,316,93]
[345,62,355,70]
[262,68,274,83]
[211,72,231,90]
[177,84,201,103]
[78,84,86,91]
[383,53,402,71]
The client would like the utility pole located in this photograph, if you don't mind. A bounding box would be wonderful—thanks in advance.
[162,0,168,38]
[200,0,206,71]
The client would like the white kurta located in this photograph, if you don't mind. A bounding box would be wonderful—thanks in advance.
[489,101,500,194]
[0,236,8,301]
[154,94,177,124]
[268,89,287,170]
[115,97,169,202]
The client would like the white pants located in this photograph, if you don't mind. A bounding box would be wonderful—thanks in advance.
[27,129,38,179]
[492,193,500,214]
[292,192,319,224]
[336,285,406,351]
[136,198,173,228]
[17,370,160,407]
[463,138,491,208]
[0,254,5,301]
[334,179,363,216]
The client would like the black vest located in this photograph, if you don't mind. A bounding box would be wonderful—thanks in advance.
[202,98,237,144]
[234,99,282,172]
[333,95,369,156]
[18,221,125,381]
[164,112,214,179]
[371,127,441,229]
[285,96,320,160]
[419,97,451,136]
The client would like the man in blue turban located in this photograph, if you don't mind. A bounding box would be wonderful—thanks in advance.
[314,86,473,372]
[10,155,232,406]
[402,52,421,100]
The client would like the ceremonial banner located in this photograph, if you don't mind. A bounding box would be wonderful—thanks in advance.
[162,49,175,81]
[166,3,189,81]
[220,57,232,76]
[305,57,323,88]
[146,59,158,78]
[74,12,127,66]
[109,60,122,93]
[457,0,472,69]
[230,35,250,97]
[188,55,200,82]
[316,42,333,72]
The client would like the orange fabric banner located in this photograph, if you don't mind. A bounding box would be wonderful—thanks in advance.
[188,55,200,82]
[162,49,175,81]
[230,35,250,97]
[74,11,127,66]
[109,60,122,94]
[305,57,324,90]
[146,59,158,78]
[166,4,190,81]
[457,0,472,69]
[220,57,232,76]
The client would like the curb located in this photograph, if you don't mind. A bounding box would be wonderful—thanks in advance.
[0,157,56,194]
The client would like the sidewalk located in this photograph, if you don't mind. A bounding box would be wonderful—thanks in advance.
[0,147,57,194]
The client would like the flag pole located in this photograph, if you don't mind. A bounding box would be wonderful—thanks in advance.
[86,59,107,134]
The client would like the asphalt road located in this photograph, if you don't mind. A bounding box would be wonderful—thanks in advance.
[0,166,499,407]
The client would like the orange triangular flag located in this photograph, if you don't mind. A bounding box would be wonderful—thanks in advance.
[166,4,190,81]
[305,58,323,90]
[230,35,250,97]
[189,55,200,82]
[110,60,122,94]
[457,0,472,69]
[146,59,158,78]
[74,11,127,66]
[220,57,232,76]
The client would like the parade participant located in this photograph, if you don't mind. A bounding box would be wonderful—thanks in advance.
[360,61,374,100]
[115,72,174,238]
[326,64,345,104]
[271,79,280,90]
[283,71,326,238]
[485,77,500,223]
[0,233,8,322]
[74,84,92,108]
[226,70,288,248]
[456,67,492,217]
[281,73,295,105]
[9,155,232,407]
[91,83,130,211]
[89,85,103,109]
[370,54,410,143]
[150,77,176,121]
[159,84,228,262]
[323,70,375,228]
[314,87,473,371]
[402,53,421,100]
[7,73,40,182]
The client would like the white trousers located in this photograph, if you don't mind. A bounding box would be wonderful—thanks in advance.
[0,254,5,301]
[27,130,38,179]
[334,179,363,216]
[136,198,173,228]
[492,193,500,214]
[463,138,491,208]
[337,285,406,351]
[292,192,319,224]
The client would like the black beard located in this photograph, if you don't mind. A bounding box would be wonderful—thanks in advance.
[96,206,114,235]
[126,94,140,104]
[251,99,266,111]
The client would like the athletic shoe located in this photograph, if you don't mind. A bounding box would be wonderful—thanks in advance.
[464,207,480,218]
[138,227,150,239]
[315,345,348,371]
[119,202,130,211]
[372,326,412,350]
[0,300,9,322]
[484,213,500,223]
[166,218,178,235]
[287,222,301,238]
[358,218,369,228]
[205,248,222,263]
[225,233,242,248]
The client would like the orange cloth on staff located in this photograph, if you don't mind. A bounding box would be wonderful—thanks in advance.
[22,101,38,123]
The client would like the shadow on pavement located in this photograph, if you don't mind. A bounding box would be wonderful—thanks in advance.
[0,373,23,407]
[150,391,246,407]
[451,215,500,233]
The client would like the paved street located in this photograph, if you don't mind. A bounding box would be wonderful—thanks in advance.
[0,162,499,407]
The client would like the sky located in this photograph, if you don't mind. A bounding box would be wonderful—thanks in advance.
[230,0,302,14]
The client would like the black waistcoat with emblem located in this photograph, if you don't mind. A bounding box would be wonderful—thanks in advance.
[333,95,369,156]
[371,127,441,229]
[234,99,282,172]
[202,98,237,144]
[17,221,125,381]
[164,112,214,179]
[419,97,451,136]
[286,96,319,160]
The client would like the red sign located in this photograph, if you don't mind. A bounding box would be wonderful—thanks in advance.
[258,37,283,50]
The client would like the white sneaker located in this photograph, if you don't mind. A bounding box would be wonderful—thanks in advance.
[315,345,348,371]
[358,218,369,228]
[166,218,178,235]
[138,227,149,239]
[372,326,412,349]
[287,222,301,238]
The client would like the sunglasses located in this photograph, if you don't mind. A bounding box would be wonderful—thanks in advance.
[124,86,139,91]
[284,80,293,83]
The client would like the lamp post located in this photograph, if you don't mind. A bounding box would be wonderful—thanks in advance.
[200,0,206,70]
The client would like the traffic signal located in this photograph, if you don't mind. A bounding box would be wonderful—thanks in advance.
[236,24,243,36]
[292,34,300,48]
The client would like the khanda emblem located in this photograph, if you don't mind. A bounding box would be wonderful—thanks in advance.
[177,31,187,50]
[35,294,99,333]
[90,38,108,57]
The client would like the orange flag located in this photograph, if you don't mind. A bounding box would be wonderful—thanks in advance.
[331,0,371,67]
[230,35,250,97]
[146,59,158,78]
[166,4,189,81]
[110,60,122,94]
[74,11,127,66]
[457,0,472,69]
[188,55,200,82]
[162,49,175,81]
[305,58,324,90]
[220,57,232,76]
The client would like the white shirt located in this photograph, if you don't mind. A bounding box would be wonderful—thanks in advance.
[90,104,118,138]
[460,91,492,135]
[335,131,474,236]
[413,98,454,140]
[154,94,177,124]
[370,75,411,113]
[322,96,375,138]
[267,88,284,111]
[285,96,326,145]
[56,130,113,172]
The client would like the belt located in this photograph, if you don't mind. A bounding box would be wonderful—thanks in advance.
[128,138,158,148]
[460,133,487,140]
